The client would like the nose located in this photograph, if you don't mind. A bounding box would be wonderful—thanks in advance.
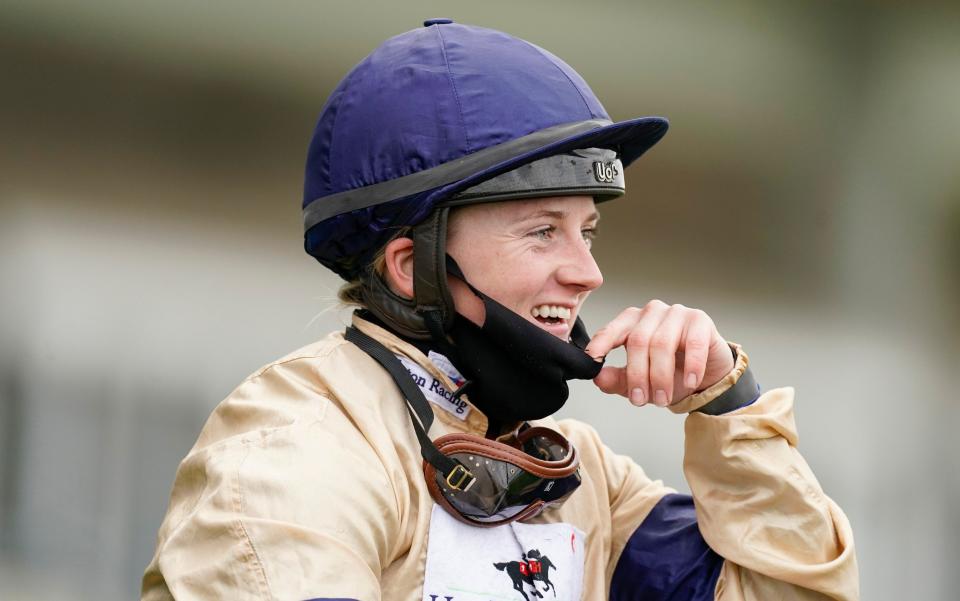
[556,237,603,292]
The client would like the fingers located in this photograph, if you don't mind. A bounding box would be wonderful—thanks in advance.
[590,300,723,408]
[622,302,670,405]
[593,365,625,395]
[585,306,646,360]
[645,304,688,406]
[680,310,714,393]
[586,301,670,404]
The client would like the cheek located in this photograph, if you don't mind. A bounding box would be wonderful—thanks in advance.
[483,271,545,313]
[448,267,542,326]
[448,278,486,326]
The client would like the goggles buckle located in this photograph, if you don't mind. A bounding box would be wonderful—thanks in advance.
[445,463,475,491]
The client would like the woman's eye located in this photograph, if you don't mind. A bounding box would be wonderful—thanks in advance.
[582,228,597,246]
[531,227,554,241]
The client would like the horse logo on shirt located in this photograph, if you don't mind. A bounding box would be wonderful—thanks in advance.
[493,549,557,600]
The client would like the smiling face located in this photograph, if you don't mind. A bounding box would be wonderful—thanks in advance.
[445,195,604,340]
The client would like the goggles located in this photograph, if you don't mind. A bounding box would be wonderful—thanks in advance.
[346,326,582,527]
[424,425,581,527]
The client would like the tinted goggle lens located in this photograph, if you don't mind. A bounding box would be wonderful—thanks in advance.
[429,431,581,525]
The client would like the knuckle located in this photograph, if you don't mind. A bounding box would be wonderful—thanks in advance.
[625,362,646,379]
[650,359,671,377]
[613,307,641,326]
[646,299,667,310]
[649,332,672,350]
[625,330,649,349]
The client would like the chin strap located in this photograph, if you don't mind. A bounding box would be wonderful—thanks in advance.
[412,207,455,330]
[345,325,476,491]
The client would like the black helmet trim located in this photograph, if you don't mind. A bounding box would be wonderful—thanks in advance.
[302,118,611,232]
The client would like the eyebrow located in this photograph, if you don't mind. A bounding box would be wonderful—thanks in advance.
[519,209,601,223]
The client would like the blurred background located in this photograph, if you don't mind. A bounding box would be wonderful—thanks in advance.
[1,0,958,598]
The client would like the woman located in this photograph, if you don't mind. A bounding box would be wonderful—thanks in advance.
[142,20,858,600]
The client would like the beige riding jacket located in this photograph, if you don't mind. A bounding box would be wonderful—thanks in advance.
[142,315,858,600]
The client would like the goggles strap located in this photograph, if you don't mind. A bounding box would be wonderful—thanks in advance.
[345,326,475,490]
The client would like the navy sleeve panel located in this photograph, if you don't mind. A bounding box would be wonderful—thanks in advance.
[610,493,724,601]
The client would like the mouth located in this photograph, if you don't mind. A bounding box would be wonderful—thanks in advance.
[530,304,574,338]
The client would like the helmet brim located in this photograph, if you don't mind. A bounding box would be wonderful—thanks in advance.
[402,115,668,224]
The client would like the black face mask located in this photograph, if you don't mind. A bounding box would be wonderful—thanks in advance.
[431,258,604,423]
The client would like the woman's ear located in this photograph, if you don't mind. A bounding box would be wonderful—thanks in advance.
[383,236,415,299]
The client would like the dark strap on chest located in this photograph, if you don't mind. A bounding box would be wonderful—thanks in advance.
[345,326,467,483]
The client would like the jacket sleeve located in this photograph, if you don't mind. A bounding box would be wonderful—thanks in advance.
[609,344,859,600]
[141,367,398,601]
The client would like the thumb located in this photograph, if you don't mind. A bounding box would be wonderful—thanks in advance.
[593,366,626,396]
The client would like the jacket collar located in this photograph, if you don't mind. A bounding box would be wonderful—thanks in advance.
[352,313,496,437]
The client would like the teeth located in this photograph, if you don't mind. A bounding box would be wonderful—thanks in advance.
[532,305,571,320]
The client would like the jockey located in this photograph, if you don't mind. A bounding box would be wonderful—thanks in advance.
[142,19,859,600]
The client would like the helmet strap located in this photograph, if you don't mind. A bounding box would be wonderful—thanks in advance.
[412,207,455,331]
[359,207,456,340]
